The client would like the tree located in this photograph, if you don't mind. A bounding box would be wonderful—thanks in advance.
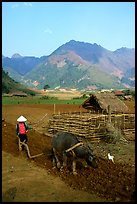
[43,84,50,91]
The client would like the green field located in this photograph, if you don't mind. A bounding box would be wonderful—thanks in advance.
[2,95,86,105]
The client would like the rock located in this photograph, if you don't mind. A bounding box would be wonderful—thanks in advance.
[115,197,121,202]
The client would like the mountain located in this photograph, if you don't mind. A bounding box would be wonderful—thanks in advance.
[51,40,134,75]
[23,52,123,90]
[2,55,47,75]
[11,53,23,58]
[2,68,36,95]
[120,67,135,87]
[2,40,135,90]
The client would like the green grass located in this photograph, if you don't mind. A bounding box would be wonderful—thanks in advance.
[2,95,85,105]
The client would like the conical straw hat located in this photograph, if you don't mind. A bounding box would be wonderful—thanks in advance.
[17,115,27,122]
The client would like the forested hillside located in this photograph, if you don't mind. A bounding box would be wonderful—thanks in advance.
[2,68,36,95]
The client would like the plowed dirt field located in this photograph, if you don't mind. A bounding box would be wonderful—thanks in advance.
[2,104,135,202]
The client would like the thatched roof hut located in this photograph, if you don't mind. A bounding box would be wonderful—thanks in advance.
[11,91,27,97]
[82,92,129,114]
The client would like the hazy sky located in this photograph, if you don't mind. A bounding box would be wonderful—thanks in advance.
[2,2,135,58]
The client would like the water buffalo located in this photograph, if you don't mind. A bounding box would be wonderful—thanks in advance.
[51,132,98,175]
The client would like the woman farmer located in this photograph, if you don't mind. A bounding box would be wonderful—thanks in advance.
[16,115,29,144]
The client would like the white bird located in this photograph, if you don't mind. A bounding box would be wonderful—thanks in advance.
[108,153,115,163]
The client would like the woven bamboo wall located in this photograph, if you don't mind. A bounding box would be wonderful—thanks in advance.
[47,112,135,142]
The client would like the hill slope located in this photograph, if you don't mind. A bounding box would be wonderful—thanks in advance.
[2,68,36,95]
[24,56,124,89]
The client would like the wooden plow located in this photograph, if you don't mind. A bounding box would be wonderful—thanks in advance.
[18,138,43,159]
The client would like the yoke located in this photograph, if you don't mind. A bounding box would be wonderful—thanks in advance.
[65,142,83,153]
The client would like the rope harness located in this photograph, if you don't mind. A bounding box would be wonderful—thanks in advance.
[28,113,48,127]
[65,142,83,153]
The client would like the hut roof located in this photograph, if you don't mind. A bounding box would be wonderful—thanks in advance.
[82,92,129,114]
[113,90,124,96]
[11,91,27,97]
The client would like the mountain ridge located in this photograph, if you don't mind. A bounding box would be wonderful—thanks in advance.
[2,40,135,90]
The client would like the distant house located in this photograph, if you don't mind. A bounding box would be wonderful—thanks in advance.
[82,92,129,114]
[124,95,132,101]
[113,90,124,96]
[86,85,97,90]
[11,91,27,97]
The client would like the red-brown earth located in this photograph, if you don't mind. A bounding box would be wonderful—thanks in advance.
[2,103,135,202]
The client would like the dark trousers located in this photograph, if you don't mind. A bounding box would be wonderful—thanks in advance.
[18,134,28,143]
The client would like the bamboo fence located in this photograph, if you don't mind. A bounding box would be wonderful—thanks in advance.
[47,112,135,142]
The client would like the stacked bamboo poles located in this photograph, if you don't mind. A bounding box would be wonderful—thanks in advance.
[47,112,135,142]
